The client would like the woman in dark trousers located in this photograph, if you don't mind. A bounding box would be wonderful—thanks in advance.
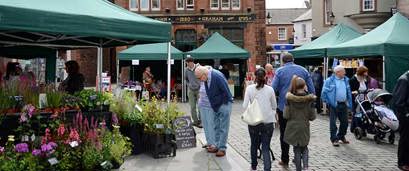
[58,60,85,94]
[243,68,277,171]
[349,66,369,132]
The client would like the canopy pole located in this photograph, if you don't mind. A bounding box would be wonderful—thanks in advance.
[55,51,59,87]
[116,58,120,86]
[97,47,103,92]
[182,59,186,103]
[167,42,171,104]
[382,56,386,90]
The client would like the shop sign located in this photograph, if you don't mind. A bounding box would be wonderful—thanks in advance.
[272,44,294,51]
[149,14,256,24]
[173,116,196,149]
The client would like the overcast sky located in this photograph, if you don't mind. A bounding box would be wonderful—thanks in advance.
[266,0,307,9]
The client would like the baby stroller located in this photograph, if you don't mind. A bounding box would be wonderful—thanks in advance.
[352,89,399,144]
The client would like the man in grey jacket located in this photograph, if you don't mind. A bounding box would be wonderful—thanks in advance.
[185,57,202,128]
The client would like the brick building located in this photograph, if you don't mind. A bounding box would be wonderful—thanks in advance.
[397,0,409,17]
[265,8,307,59]
[68,0,266,87]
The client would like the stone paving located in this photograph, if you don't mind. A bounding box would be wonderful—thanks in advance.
[178,101,400,171]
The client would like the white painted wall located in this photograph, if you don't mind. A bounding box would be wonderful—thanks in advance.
[294,20,313,46]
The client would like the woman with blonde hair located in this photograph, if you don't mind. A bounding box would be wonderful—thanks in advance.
[284,76,316,171]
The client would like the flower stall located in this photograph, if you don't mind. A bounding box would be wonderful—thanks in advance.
[0,80,185,170]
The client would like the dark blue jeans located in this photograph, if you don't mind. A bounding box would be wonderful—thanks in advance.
[249,123,274,171]
[329,103,349,142]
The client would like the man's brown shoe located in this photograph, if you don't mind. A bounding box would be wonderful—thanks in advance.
[215,150,226,157]
[207,146,218,153]
[340,138,350,144]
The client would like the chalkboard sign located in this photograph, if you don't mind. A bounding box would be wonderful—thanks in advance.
[173,116,196,149]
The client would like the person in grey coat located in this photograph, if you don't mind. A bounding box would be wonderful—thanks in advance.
[284,76,317,171]
[185,57,202,128]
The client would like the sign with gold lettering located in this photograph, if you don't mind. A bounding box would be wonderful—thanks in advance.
[147,14,256,24]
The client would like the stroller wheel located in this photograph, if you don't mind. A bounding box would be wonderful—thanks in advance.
[354,128,363,140]
[388,133,395,144]
[374,135,381,144]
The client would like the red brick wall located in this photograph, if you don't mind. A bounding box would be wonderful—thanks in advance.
[265,24,293,46]
[118,0,251,14]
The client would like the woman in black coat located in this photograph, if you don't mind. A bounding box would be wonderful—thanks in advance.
[349,66,369,132]
[59,60,85,94]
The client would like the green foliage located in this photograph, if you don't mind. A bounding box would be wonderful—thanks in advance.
[140,98,184,134]
[82,144,103,171]
[75,89,111,110]
[45,87,64,108]
[110,90,142,125]
[61,94,82,109]
[108,126,132,165]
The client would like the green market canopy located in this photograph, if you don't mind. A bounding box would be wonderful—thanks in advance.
[118,43,184,60]
[327,12,409,91]
[0,0,171,83]
[186,32,250,59]
[0,0,171,48]
[291,24,362,58]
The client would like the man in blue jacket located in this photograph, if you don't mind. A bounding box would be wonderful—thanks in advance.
[321,65,353,147]
[272,53,315,167]
[195,65,233,157]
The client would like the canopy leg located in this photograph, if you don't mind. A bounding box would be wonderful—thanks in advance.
[97,47,103,92]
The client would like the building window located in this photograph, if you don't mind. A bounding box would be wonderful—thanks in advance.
[211,0,219,9]
[129,0,138,11]
[362,0,375,11]
[278,28,287,40]
[232,0,240,9]
[208,28,244,47]
[324,0,332,25]
[175,29,197,52]
[222,0,230,9]
[177,0,184,10]
[151,0,160,10]
[186,0,194,10]
[140,0,149,11]
[302,24,307,38]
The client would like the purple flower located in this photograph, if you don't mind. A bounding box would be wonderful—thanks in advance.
[48,142,58,149]
[27,105,35,118]
[41,143,52,152]
[32,149,41,156]
[15,143,29,153]
[0,146,4,154]
[112,113,119,125]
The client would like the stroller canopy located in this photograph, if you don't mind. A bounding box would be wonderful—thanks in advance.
[367,89,393,104]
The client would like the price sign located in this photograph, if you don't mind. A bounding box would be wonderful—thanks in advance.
[173,116,196,149]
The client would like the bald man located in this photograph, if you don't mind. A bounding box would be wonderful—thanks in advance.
[195,65,233,157]
[265,63,275,86]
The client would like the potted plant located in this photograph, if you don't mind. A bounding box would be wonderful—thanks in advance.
[140,98,181,158]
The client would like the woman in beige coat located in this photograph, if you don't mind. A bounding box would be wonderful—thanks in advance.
[284,76,317,171]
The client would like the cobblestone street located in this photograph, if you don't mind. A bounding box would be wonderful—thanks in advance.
[179,101,400,171]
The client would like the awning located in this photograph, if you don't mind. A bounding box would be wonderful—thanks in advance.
[118,43,184,60]
[0,0,171,48]
[186,32,250,59]
[291,24,362,58]
[327,12,409,91]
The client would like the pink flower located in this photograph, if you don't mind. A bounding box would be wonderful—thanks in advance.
[0,146,4,154]
[19,113,27,123]
[42,128,51,144]
[57,124,65,137]
[27,105,35,118]
[66,128,81,144]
